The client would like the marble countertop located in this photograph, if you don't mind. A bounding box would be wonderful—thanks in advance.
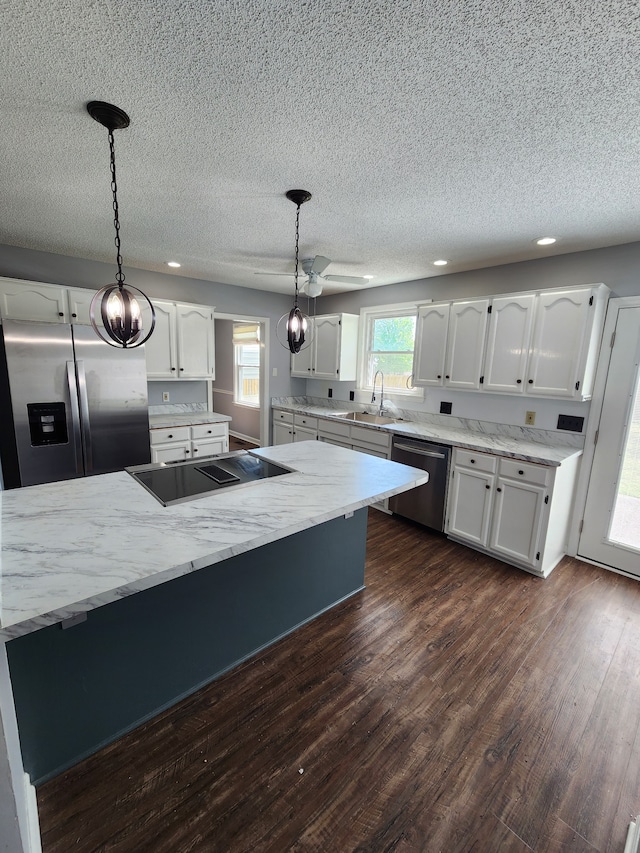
[0,442,427,640]
[272,403,582,467]
[149,411,232,429]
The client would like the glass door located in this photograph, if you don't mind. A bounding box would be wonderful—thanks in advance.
[578,303,640,574]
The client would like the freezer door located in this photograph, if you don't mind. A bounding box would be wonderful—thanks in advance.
[72,325,151,474]
[1,320,83,486]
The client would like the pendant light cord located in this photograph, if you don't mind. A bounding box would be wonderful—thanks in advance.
[108,128,125,288]
[294,202,301,308]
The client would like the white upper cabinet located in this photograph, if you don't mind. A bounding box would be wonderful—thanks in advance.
[445,299,490,390]
[412,299,488,390]
[66,287,98,325]
[526,285,608,399]
[291,313,358,381]
[176,303,215,378]
[412,284,609,400]
[412,302,450,386]
[482,293,536,393]
[145,300,215,379]
[0,278,68,322]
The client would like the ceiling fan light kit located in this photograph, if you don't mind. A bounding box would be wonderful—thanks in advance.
[86,100,155,348]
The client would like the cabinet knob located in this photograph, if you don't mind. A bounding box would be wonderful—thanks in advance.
[180,367,184,371]
[58,312,64,317]
[171,367,176,371]
[72,313,77,318]
[193,448,198,452]
[168,434,173,438]
[437,374,442,379]
[485,484,490,490]
[516,379,522,384]
[519,470,524,475]
[445,375,450,379]
[497,487,502,492]
[528,379,533,384]
[185,449,190,454]
[470,458,475,464]
[207,430,212,434]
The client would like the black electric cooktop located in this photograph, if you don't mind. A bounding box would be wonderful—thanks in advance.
[127,451,295,506]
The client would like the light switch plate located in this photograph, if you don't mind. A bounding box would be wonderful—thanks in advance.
[162,392,170,402]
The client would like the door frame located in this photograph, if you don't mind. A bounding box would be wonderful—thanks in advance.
[211,312,270,448]
[568,295,640,574]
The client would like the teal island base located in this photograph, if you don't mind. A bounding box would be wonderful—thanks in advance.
[8,509,368,785]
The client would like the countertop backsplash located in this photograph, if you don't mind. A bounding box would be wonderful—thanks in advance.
[271,396,585,450]
[148,402,209,416]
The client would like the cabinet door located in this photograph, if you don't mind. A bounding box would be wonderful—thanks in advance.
[313,315,342,379]
[445,299,490,390]
[145,301,177,377]
[0,279,68,322]
[273,420,294,445]
[192,437,227,458]
[489,477,547,568]
[527,288,593,397]
[293,424,317,442]
[413,303,450,386]
[483,294,535,393]
[447,466,495,546]
[290,318,315,377]
[177,304,215,378]
[151,442,191,464]
[65,288,98,325]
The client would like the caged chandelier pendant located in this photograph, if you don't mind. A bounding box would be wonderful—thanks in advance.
[87,101,155,348]
[276,189,313,355]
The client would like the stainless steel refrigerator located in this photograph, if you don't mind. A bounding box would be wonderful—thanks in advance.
[0,319,151,488]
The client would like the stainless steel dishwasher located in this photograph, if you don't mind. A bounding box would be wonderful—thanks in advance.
[389,436,451,531]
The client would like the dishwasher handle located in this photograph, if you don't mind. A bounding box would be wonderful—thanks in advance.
[393,442,447,459]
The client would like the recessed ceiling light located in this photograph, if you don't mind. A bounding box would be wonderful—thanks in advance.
[166,260,181,268]
[433,259,448,266]
[535,237,556,246]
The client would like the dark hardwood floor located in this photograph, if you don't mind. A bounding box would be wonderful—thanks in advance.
[228,435,259,452]
[38,511,640,852]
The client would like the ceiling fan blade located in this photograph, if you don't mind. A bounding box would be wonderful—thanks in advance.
[311,255,331,275]
[323,275,370,285]
[254,272,293,276]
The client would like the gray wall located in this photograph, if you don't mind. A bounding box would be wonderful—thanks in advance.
[212,320,260,441]
[316,241,640,317]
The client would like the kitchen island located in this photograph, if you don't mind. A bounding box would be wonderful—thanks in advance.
[0,441,427,853]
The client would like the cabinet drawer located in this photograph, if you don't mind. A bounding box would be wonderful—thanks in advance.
[191,422,228,440]
[498,458,551,486]
[351,425,390,449]
[318,419,351,439]
[150,426,191,445]
[273,410,294,424]
[294,413,318,429]
[453,448,497,474]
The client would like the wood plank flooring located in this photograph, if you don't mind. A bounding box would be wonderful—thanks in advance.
[37,511,640,852]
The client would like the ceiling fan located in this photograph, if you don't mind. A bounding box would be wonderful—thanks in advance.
[258,255,371,297]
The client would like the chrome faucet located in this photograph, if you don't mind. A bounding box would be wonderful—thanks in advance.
[371,370,385,415]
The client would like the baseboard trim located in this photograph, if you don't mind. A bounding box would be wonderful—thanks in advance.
[229,430,259,444]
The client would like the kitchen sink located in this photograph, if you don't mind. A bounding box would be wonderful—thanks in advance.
[337,411,398,425]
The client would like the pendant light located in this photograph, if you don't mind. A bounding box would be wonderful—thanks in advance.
[86,101,155,348]
[276,189,313,354]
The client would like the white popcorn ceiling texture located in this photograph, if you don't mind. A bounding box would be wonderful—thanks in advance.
[1,0,640,294]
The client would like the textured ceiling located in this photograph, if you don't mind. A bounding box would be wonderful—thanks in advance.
[2,1,640,295]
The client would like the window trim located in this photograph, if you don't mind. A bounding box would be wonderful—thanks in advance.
[233,328,261,408]
[357,301,427,398]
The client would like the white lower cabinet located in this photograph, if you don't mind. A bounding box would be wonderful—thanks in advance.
[150,422,229,463]
[446,447,580,577]
[272,410,318,444]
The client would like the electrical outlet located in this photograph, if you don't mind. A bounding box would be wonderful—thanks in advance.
[440,401,452,415]
[349,391,355,401]
[328,388,333,398]
[162,392,170,403]
[525,411,536,425]
[557,414,585,432]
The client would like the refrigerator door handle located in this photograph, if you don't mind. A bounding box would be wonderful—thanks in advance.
[76,360,93,473]
[66,360,84,476]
